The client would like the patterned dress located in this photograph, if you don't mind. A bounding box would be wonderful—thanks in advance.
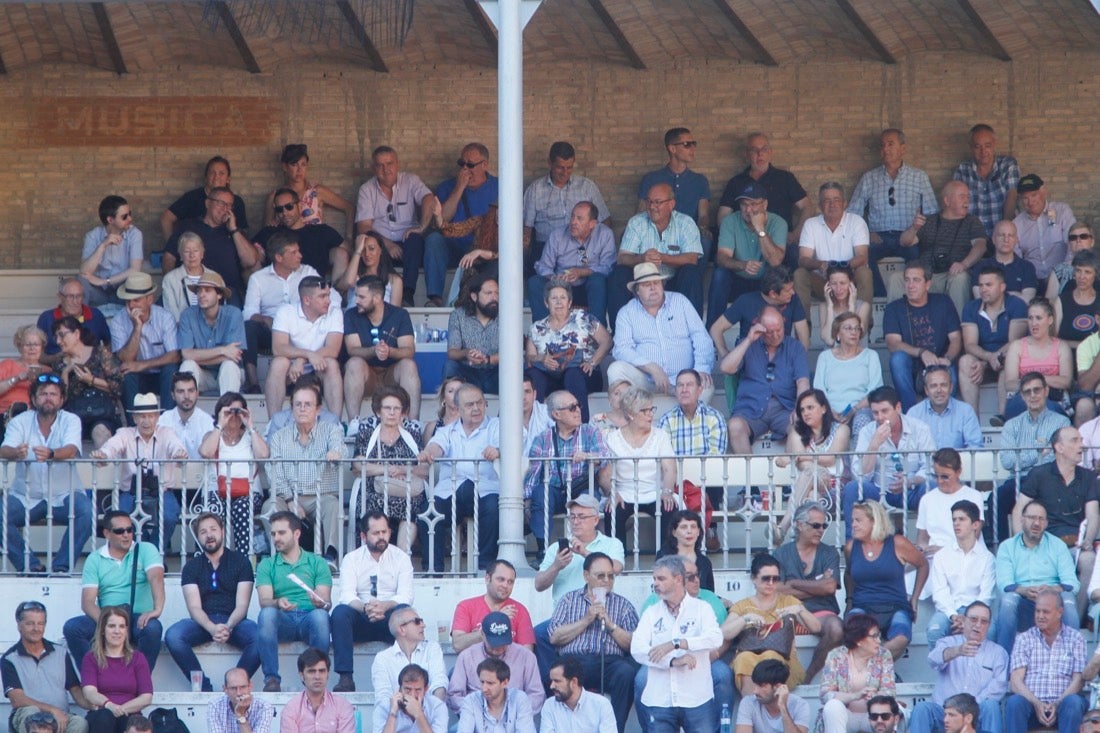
[353,415,426,522]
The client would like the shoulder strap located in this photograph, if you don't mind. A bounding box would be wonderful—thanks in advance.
[129,541,140,610]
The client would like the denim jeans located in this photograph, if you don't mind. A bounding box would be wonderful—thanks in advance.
[256,606,331,681]
[64,613,163,671]
[910,698,1004,733]
[5,493,93,572]
[575,653,637,733]
[396,232,426,300]
[634,664,730,733]
[164,614,260,688]
[888,351,958,412]
[121,368,178,426]
[424,231,469,298]
[527,481,569,542]
[117,490,181,551]
[1004,693,1085,733]
[840,479,927,539]
[646,700,716,733]
[527,273,610,326]
[995,592,1079,652]
[330,604,395,674]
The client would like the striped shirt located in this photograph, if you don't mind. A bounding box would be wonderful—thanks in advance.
[549,587,638,657]
[619,211,702,280]
[612,292,714,383]
[267,421,349,498]
[998,408,1070,473]
[523,174,610,244]
[523,424,609,500]
[658,403,728,456]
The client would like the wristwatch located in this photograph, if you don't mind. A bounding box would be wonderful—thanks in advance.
[236,716,248,725]
[757,230,767,237]
[673,638,681,650]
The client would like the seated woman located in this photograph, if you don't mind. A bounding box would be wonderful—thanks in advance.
[598,387,677,547]
[591,378,630,435]
[844,501,928,661]
[53,316,121,449]
[1004,297,1072,420]
[352,385,426,550]
[818,264,872,346]
[198,391,270,552]
[818,614,896,733]
[338,232,403,306]
[656,509,714,591]
[813,311,881,435]
[421,377,463,447]
[723,552,819,696]
[1053,251,1099,348]
[0,325,49,435]
[160,156,248,242]
[81,607,153,733]
[524,280,611,424]
[1046,221,1096,299]
[161,232,220,321]
[773,389,850,545]
[264,144,354,234]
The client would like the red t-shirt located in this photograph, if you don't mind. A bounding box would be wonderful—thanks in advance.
[451,595,536,646]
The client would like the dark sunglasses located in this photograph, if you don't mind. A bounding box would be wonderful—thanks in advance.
[765,362,776,382]
[868,713,894,721]
[556,403,581,412]
[273,202,297,213]
[211,569,218,589]
[109,525,135,535]
[401,616,425,627]
[672,140,698,148]
[887,186,896,206]
[386,203,397,222]
[758,575,780,583]
[1069,233,1094,241]
[804,521,829,530]
[457,159,483,169]
[17,600,46,616]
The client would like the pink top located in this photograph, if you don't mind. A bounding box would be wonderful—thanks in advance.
[1020,337,1062,377]
[298,184,323,225]
[279,691,354,733]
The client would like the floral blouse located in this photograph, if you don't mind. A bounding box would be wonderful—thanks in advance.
[819,645,896,703]
[528,309,601,371]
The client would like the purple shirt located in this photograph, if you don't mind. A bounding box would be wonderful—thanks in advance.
[80,652,152,705]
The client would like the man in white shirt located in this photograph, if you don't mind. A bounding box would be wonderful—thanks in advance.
[156,372,214,460]
[926,500,996,646]
[915,449,986,559]
[794,182,873,323]
[331,512,415,692]
[540,656,616,733]
[630,555,722,733]
[372,605,448,710]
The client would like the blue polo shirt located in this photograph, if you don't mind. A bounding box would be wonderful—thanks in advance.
[177,304,246,359]
[733,336,809,416]
[960,295,1027,353]
[721,292,806,341]
[638,166,711,220]
[970,257,1038,297]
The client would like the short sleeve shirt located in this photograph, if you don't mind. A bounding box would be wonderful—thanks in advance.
[177,305,246,355]
[798,213,869,261]
[736,694,811,733]
[344,303,414,368]
[969,257,1037,296]
[721,292,806,341]
[961,295,1028,353]
[356,172,433,241]
[1020,462,1100,538]
[451,596,536,646]
[169,188,249,232]
[181,548,255,617]
[883,294,961,356]
[435,175,499,248]
[272,302,344,351]
[720,166,807,226]
[717,212,788,282]
[110,305,179,361]
[638,167,711,221]
[82,226,144,280]
[255,550,332,611]
[81,543,164,614]
[774,541,841,614]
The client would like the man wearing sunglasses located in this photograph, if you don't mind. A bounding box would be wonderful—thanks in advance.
[0,373,91,574]
[254,188,347,283]
[372,605,447,706]
[638,128,712,264]
[1013,174,1076,281]
[864,696,902,733]
[79,195,144,308]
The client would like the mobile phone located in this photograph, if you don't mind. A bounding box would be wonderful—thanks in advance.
[557,538,570,553]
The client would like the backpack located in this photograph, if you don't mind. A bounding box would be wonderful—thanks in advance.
[150,708,191,733]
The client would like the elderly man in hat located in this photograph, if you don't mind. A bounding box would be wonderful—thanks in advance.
[1012,174,1076,281]
[91,394,189,549]
[607,262,714,409]
[177,271,245,395]
[110,272,180,420]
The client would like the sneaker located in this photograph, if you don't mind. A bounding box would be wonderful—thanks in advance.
[426,296,444,308]
[989,414,1005,428]
[333,673,356,692]
[263,677,280,692]
[347,417,361,437]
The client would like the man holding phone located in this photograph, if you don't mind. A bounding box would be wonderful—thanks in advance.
[376,664,447,733]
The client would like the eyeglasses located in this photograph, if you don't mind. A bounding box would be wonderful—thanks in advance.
[934,473,954,481]
[1021,386,1046,396]
[887,186,896,207]
[1082,717,1100,724]
[116,212,133,221]
[671,141,698,148]
[555,403,581,413]
[965,615,991,625]
[35,374,61,385]
[758,575,780,583]
[110,525,135,535]
[866,630,882,639]
[589,572,613,581]
[401,617,425,627]
[868,713,894,721]
[207,198,233,208]
[567,513,597,521]
[16,601,46,616]
[685,573,699,581]
[765,362,777,382]
[747,146,771,155]
[457,159,484,169]
[637,406,657,414]
[273,202,297,213]
[59,293,83,301]
[1069,234,1094,241]
[577,245,589,267]
[645,198,673,207]
[804,521,829,530]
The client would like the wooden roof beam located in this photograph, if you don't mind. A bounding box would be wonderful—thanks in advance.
[835,0,896,64]
[336,0,388,73]
[91,2,127,75]
[956,0,1012,61]
[711,0,778,67]
[463,0,499,62]
[587,0,646,70]
[212,0,261,73]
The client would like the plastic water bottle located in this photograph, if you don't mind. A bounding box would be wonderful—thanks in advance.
[720,703,731,733]
[416,315,430,343]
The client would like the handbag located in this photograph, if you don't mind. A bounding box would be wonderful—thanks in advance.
[67,389,117,423]
[734,613,796,658]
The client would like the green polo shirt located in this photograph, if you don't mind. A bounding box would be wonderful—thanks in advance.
[717,211,788,281]
[81,542,164,613]
[256,549,332,610]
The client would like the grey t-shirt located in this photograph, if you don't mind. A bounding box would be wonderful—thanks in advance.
[736,695,811,733]
[774,541,842,615]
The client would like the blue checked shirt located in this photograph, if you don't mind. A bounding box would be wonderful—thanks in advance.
[906,397,983,450]
[523,174,610,244]
[612,292,714,383]
[998,408,1070,473]
[953,155,1021,237]
[848,163,938,232]
[548,587,639,657]
[1009,624,1085,703]
[658,402,728,456]
[523,424,610,499]
[619,210,703,280]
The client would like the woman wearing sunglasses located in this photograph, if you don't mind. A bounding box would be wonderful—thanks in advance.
[1045,221,1096,299]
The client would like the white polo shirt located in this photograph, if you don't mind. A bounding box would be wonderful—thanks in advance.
[799,211,870,262]
[272,301,343,351]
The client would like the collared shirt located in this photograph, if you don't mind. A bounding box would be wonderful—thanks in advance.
[969,259,1037,299]
[279,690,355,733]
[82,225,144,280]
[929,542,996,618]
[447,310,499,366]
[82,541,164,613]
[539,689,617,733]
[255,548,332,610]
[97,424,187,489]
[720,165,807,227]
[798,212,870,261]
[619,211,703,279]
[999,409,1070,473]
[457,689,536,733]
[630,594,723,709]
[927,634,1008,705]
[355,171,434,241]
[953,154,1021,238]
[336,543,414,606]
[1080,412,1100,469]
[266,421,348,498]
[179,304,246,357]
[1010,624,1086,703]
[372,694,448,733]
[1,409,82,506]
[1014,202,1076,280]
[538,533,625,604]
[157,407,215,460]
[995,531,1079,592]
[272,301,343,352]
[717,212,788,282]
[638,166,711,222]
[165,219,248,294]
[548,588,639,657]
[639,588,727,623]
[523,174,610,243]
[447,644,545,714]
[734,336,809,415]
[207,695,273,733]
[906,398,983,450]
[855,415,935,485]
[1020,461,1099,538]
[428,417,501,499]
[848,162,939,232]
[242,263,322,321]
[0,638,80,711]
[658,402,728,457]
[961,295,1029,353]
[535,224,617,280]
[109,304,178,364]
[612,292,714,383]
[372,640,449,703]
[523,424,610,500]
[181,548,254,618]
[523,404,553,461]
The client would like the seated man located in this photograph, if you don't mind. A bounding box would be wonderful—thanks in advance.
[376,664,448,733]
[110,273,180,415]
[264,275,343,416]
[734,660,811,733]
[91,394,188,549]
[528,201,616,325]
[62,510,165,670]
[547,553,638,733]
[1003,589,1087,733]
[445,274,500,395]
[372,605,448,704]
[0,374,90,574]
[165,513,258,692]
[721,306,810,454]
[3,601,90,733]
[253,187,347,282]
[355,145,437,307]
[970,220,1037,302]
[926,501,996,645]
[452,561,536,654]
[994,501,1079,652]
[657,368,728,457]
[160,156,249,243]
[1013,174,1075,282]
[542,656,618,733]
[330,512,414,692]
[255,511,332,693]
[952,123,1019,241]
[38,278,109,356]
[79,195,143,307]
[457,658,536,733]
[894,181,987,314]
[524,390,610,560]
[707,181,788,328]
[1074,319,1100,424]
[178,272,245,395]
[206,667,273,733]
[911,601,1007,733]
[447,612,544,715]
[263,380,348,562]
[344,275,420,422]
[883,262,962,411]
[638,128,712,261]
[157,372,214,461]
[906,366,983,451]
[608,263,714,401]
[279,649,354,733]
[424,143,499,307]
[607,183,705,323]
[841,386,935,538]
[710,266,810,358]
[417,384,501,572]
[794,181,873,319]
[958,265,1028,420]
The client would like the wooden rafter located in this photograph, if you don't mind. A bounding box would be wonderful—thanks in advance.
[956,0,1012,61]
[835,0,896,64]
[711,0,778,67]
[336,0,388,73]
[91,2,127,75]
[588,0,645,70]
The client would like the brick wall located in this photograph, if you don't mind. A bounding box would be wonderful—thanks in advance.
[2,50,1098,268]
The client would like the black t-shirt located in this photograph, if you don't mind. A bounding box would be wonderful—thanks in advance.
[1020,462,1100,538]
[344,303,414,368]
[165,219,245,293]
[721,292,806,342]
[169,188,249,233]
[254,224,344,277]
[180,548,256,618]
[720,165,807,227]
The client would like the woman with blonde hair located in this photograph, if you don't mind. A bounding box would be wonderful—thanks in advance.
[80,607,153,733]
[0,324,49,433]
